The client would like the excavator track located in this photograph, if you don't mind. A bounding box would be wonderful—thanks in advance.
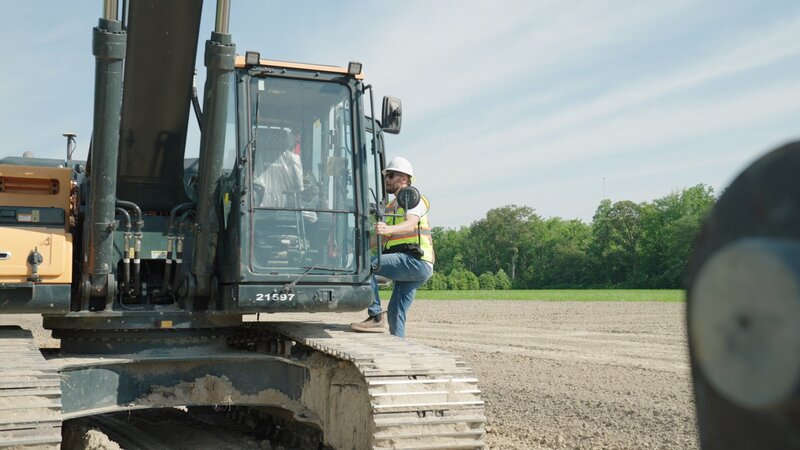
[0,326,61,449]
[265,322,486,450]
[0,322,483,449]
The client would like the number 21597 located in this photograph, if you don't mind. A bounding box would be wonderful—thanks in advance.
[255,293,296,302]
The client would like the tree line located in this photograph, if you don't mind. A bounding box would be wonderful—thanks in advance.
[425,184,716,290]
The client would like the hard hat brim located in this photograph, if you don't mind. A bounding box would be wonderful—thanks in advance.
[382,169,413,177]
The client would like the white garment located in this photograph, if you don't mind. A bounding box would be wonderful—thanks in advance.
[403,199,428,219]
[254,150,303,207]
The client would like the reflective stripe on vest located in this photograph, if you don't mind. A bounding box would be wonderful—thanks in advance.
[384,196,435,264]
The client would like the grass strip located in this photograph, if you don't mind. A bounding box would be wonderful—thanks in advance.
[405,289,684,302]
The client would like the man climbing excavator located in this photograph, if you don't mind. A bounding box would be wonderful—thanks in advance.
[0,1,485,448]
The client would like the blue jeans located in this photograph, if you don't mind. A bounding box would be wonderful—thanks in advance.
[368,253,433,338]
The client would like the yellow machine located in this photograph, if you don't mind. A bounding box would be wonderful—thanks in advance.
[0,164,73,284]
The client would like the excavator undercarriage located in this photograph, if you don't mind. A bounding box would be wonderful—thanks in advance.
[0,321,485,449]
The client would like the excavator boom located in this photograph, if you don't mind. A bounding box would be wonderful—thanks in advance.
[116,0,202,210]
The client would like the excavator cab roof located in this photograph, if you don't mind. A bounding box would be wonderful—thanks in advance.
[234,55,365,80]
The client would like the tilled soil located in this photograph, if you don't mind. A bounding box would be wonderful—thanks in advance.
[1,300,698,449]
[287,300,699,450]
[429,301,698,450]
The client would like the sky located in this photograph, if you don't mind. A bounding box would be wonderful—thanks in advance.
[2,1,799,228]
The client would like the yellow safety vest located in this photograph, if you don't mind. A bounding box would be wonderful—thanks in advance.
[384,196,435,264]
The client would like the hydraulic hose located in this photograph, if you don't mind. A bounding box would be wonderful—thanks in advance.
[116,199,143,298]
[116,199,143,230]
[162,203,195,292]
[115,207,132,293]
[192,72,203,130]
[163,235,174,293]
[169,203,195,228]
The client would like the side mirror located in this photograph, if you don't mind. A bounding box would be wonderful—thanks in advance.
[395,186,420,211]
[381,96,402,135]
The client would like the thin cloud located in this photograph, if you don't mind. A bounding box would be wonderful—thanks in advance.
[416,78,800,226]
[426,79,800,182]
[401,10,800,189]
[445,11,800,160]
[361,0,698,119]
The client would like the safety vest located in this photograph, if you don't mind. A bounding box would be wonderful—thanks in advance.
[384,196,435,264]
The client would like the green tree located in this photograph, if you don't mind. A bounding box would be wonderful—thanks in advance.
[431,226,469,275]
[425,271,449,290]
[638,184,715,287]
[587,199,614,286]
[609,200,643,284]
[478,272,496,290]
[587,198,612,287]
[446,268,480,290]
[494,269,512,290]
[426,187,713,290]
[524,218,591,288]
[464,271,480,290]
[446,269,468,290]
[469,205,540,281]
[588,199,643,286]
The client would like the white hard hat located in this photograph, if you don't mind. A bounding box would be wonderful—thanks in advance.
[383,156,414,177]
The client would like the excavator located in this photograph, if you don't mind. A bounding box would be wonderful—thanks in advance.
[0,1,485,448]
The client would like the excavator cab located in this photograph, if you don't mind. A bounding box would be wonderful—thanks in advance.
[217,58,376,312]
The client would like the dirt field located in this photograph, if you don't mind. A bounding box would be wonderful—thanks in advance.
[1,300,698,449]
[433,301,698,449]
[299,300,698,450]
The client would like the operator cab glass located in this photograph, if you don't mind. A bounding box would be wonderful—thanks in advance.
[248,77,357,274]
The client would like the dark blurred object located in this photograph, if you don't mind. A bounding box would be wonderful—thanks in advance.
[687,140,800,449]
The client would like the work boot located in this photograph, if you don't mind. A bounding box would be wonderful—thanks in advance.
[350,312,387,333]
